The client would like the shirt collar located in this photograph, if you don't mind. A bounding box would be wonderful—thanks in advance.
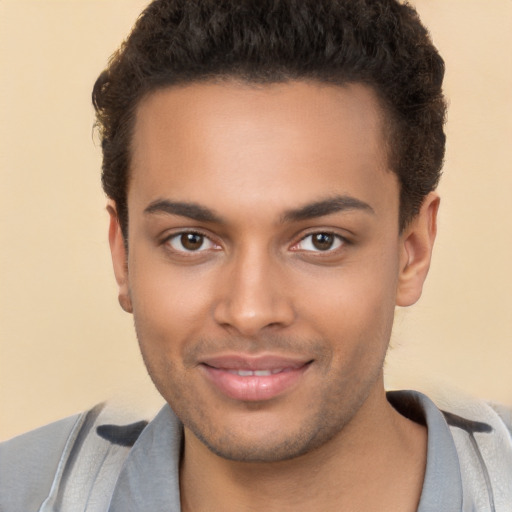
[388,390,463,512]
[109,405,183,511]
[109,390,464,511]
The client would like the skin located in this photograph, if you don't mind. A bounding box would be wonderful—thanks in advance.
[109,80,439,511]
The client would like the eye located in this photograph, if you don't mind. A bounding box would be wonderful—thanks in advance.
[166,232,217,252]
[294,232,344,252]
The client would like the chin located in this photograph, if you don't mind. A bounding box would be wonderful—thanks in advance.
[183,405,354,463]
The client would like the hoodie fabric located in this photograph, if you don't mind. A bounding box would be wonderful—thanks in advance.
[1,390,511,511]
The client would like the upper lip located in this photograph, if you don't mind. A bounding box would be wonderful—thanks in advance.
[201,354,312,371]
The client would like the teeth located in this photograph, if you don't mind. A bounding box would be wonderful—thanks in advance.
[227,369,284,376]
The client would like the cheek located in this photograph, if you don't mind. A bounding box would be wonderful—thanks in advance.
[128,253,217,356]
[297,254,399,325]
[293,246,400,367]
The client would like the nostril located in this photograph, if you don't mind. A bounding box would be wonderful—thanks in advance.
[213,301,295,336]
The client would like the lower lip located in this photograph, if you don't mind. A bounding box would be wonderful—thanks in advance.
[200,364,310,402]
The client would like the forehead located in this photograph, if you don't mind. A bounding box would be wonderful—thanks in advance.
[128,80,398,221]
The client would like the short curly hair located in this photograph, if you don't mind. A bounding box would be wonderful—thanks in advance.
[93,0,446,236]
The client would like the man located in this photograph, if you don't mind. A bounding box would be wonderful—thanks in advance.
[1,0,511,511]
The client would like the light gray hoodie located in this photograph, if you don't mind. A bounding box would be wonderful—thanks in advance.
[1,391,511,511]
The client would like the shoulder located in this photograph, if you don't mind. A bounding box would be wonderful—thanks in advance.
[390,389,512,510]
[487,402,512,437]
[0,411,86,511]
[0,403,151,512]
[433,390,512,443]
[429,389,512,509]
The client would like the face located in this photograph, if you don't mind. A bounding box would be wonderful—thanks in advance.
[110,80,437,462]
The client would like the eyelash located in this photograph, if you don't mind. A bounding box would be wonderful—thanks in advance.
[163,230,219,253]
[291,232,347,254]
[162,230,348,255]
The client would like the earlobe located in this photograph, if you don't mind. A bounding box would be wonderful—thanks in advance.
[107,202,133,314]
[396,192,440,307]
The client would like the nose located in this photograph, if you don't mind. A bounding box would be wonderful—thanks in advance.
[213,247,295,337]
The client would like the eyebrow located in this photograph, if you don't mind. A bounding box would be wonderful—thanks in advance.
[144,194,374,224]
[281,195,375,222]
[144,200,224,223]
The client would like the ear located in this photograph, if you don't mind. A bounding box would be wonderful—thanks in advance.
[396,192,440,307]
[107,201,133,313]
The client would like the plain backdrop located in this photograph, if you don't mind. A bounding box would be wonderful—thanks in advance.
[1,0,511,440]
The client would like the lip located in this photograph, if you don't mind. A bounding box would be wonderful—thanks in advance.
[199,354,312,402]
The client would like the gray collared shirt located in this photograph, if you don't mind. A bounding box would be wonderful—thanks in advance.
[108,391,465,511]
[2,390,511,511]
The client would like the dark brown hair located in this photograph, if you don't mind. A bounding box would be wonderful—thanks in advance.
[93,0,446,236]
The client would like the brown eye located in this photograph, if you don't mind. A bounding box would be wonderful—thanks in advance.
[181,233,204,251]
[312,233,335,251]
[167,232,216,252]
[294,232,344,252]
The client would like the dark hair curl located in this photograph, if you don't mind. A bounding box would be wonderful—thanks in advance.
[93,0,446,236]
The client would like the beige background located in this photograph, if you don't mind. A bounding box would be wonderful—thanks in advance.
[0,0,511,441]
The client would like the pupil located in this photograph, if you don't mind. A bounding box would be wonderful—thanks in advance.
[181,233,203,250]
[312,233,333,251]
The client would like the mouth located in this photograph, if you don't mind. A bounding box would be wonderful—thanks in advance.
[199,355,313,402]
[225,368,293,376]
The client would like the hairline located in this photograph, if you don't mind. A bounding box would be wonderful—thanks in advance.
[119,75,405,242]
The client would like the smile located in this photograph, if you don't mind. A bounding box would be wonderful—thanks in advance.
[200,356,312,402]
[226,368,289,376]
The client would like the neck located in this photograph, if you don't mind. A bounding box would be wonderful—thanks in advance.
[180,386,427,512]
